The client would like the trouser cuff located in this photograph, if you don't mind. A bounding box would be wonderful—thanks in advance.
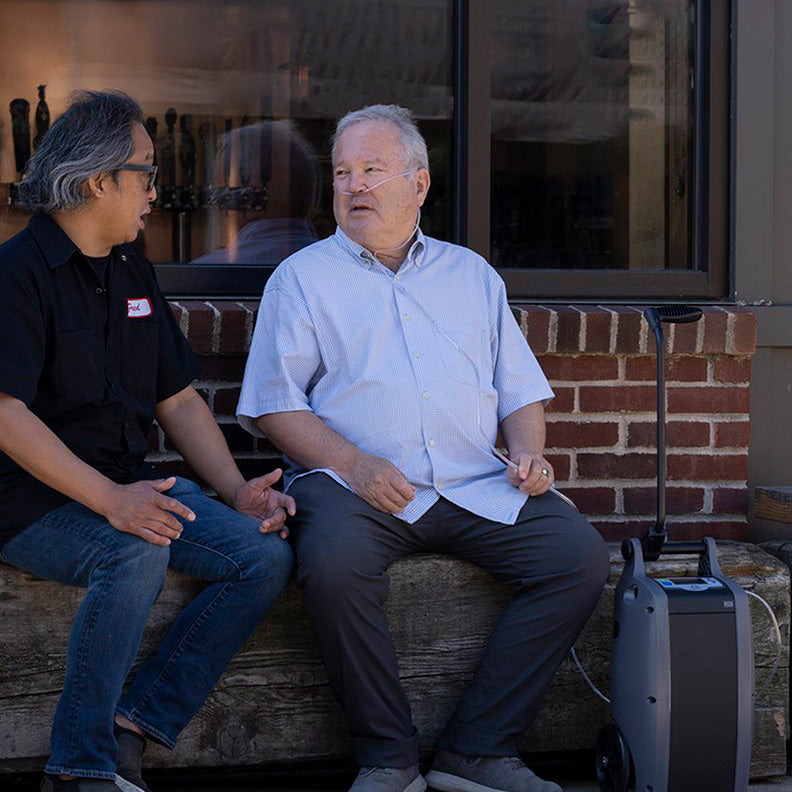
[436,721,517,757]
[354,729,420,767]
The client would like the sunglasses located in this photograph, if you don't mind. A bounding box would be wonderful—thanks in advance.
[117,163,158,192]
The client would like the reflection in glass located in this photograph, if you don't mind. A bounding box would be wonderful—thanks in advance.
[491,0,693,271]
[0,0,453,267]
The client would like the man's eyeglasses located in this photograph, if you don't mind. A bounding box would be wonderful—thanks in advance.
[117,164,158,192]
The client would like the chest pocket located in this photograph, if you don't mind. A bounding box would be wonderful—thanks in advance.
[122,317,158,403]
[435,321,491,388]
[54,328,104,405]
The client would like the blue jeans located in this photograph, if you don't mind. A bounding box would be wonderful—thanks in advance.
[0,477,293,780]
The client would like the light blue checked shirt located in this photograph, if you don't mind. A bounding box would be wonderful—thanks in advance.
[238,226,554,525]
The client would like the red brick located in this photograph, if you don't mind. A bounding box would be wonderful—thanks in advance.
[240,300,260,318]
[219,423,256,452]
[665,520,747,541]
[537,355,618,382]
[591,520,653,541]
[670,321,699,354]
[623,486,705,515]
[554,487,616,515]
[214,387,242,416]
[577,453,656,479]
[182,301,215,355]
[713,356,752,384]
[579,385,655,413]
[195,356,246,381]
[614,307,643,353]
[169,302,184,323]
[702,310,728,353]
[546,387,575,413]
[555,307,582,353]
[546,421,619,448]
[712,487,749,514]
[545,453,571,481]
[216,302,249,355]
[521,306,552,353]
[627,421,710,448]
[667,453,748,481]
[583,308,613,353]
[714,421,751,448]
[667,386,749,414]
[729,309,756,355]
[625,355,708,383]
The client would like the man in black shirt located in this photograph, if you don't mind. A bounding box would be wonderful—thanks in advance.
[0,91,295,792]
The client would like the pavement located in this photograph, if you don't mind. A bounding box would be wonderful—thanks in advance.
[5,760,792,791]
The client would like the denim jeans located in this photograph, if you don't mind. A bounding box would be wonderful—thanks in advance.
[0,477,293,780]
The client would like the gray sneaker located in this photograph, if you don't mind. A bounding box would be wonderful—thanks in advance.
[349,764,428,792]
[40,776,120,792]
[426,750,562,792]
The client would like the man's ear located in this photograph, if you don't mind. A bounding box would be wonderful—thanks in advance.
[416,168,431,208]
[85,172,109,200]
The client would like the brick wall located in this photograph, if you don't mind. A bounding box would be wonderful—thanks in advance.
[150,302,756,542]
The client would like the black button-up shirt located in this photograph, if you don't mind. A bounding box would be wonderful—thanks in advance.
[0,214,199,546]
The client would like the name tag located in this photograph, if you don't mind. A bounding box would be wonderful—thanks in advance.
[127,297,152,318]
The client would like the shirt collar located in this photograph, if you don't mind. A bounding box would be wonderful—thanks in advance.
[333,225,426,271]
[28,213,81,270]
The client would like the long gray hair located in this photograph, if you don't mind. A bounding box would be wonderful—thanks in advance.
[332,104,429,172]
[16,90,144,213]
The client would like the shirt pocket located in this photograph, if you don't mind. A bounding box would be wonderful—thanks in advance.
[434,320,491,388]
[54,328,104,405]
[122,318,158,404]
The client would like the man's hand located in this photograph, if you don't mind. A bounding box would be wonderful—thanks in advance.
[104,477,195,546]
[345,454,416,514]
[233,468,297,539]
[506,451,554,496]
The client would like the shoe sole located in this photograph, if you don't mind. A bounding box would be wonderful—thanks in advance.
[405,776,429,792]
[425,769,505,792]
[114,774,147,792]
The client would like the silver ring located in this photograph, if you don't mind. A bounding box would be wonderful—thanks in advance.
[541,467,550,477]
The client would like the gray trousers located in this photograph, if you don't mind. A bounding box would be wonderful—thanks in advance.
[290,473,609,768]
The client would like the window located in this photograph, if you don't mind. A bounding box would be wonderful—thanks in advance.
[0,0,727,299]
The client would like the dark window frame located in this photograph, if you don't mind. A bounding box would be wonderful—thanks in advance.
[157,0,731,302]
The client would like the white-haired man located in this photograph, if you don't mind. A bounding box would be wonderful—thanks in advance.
[238,104,609,792]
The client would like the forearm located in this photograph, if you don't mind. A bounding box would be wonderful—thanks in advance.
[255,410,367,481]
[500,401,546,458]
[156,386,245,504]
[0,393,117,515]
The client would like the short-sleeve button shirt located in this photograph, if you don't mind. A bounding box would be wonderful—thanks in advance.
[238,226,554,525]
[0,214,199,547]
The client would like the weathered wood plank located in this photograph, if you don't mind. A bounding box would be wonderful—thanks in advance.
[755,487,792,523]
[0,543,788,778]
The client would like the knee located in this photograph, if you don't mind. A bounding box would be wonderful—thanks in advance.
[240,535,295,592]
[97,537,170,591]
[561,515,610,599]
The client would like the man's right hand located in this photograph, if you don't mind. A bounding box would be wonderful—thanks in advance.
[102,477,196,546]
[345,454,416,514]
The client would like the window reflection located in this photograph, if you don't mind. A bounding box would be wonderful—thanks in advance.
[0,0,453,265]
[490,0,693,271]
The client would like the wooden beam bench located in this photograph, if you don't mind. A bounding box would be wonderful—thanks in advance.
[755,486,792,524]
[0,542,788,778]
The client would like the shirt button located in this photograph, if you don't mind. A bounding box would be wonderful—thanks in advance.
[404,313,411,321]
[428,439,436,447]
[414,352,421,359]
[121,254,127,262]
[395,275,401,282]
[422,391,430,399]
[436,480,444,490]
[95,287,103,295]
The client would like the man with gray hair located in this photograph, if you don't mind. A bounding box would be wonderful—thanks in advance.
[0,91,295,792]
[238,104,609,792]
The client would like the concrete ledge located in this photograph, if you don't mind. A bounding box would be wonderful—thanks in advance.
[0,542,787,776]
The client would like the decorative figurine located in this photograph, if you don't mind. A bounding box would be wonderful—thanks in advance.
[32,85,50,150]
[162,107,177,187]
[145,116,158,166]
[179,114,195,187]
[10,98,31,176]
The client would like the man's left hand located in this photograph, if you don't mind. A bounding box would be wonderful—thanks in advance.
[506,451,554,496]
[233,468,296,539]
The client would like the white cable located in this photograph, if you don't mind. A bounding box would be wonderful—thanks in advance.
[570,646,610,704]
[746,589,783,704]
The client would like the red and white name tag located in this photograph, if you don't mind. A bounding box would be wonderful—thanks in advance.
[127,297,152,318]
